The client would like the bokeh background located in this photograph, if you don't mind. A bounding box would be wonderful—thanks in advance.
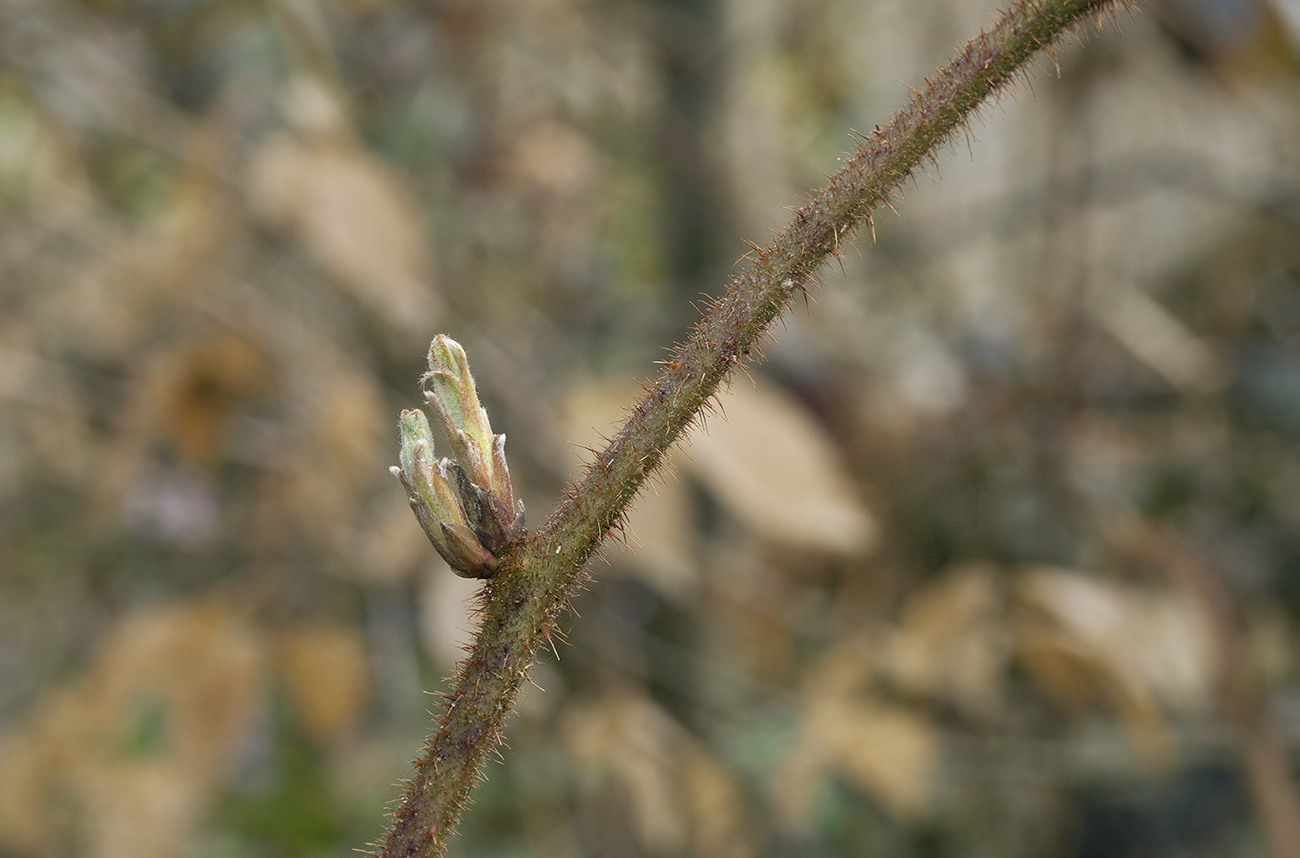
[3,0,1300,855]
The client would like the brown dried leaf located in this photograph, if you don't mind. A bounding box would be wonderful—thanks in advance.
[275,624,370,744]
[818,699,939,819]
[290,368,390,544]
[684,379,876,555]
[779,637,938,829]
[418,569,483,668]
[1015,568,1217,765]
[560,382,698,596]
[245,134,438,330]
[562,692,752,858]
[142,333,274,466]
[884,564,1007,719]
[0,600,264,856]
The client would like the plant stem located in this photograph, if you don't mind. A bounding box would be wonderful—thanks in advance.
[373,0,1131,854]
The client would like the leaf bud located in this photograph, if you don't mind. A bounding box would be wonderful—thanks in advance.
[392,336,526,578]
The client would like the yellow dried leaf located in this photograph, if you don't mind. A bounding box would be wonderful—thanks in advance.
[684,380,876,555]
[778,636,939,830]
[143,333,274,466]
[245,134,438,330]
[885,564,1006,718]
[0,600,264,856]
[276,624,370,744]
[777,693,938,828]
[290,368,390,543]
[562,692,751,857]
[819,699,939,819]
[1015,568,1217,766]
[560,382,698,596]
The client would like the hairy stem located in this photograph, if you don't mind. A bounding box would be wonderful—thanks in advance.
[375,0,1130,854]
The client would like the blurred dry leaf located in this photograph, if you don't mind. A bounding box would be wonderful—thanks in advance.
[280,76,350,139]
[92,600,263,778]
[81,765,202,858]
[419,568,484,669]
[814,699,937,818]
[560,382,699,597]
[306,369,387,495]
[685,379,876,555]
[244,133,437,330]
[97,332,270,544]
[143,332,274,466]
[613,475,699,599]
[0,599,263,858]
[562,377,876,563]
[348,490,441,586]
[290,367,389,545]
[508,121,599,198]
[883,564,1007,719]
[778,637,939,828]
[1088,284,1226,393]
[39,177,224,363]
[0,81,92,221]
[0,344,92,489]
[275,624,370,744]
[1015,568,1217,766]
[563,691,753,858]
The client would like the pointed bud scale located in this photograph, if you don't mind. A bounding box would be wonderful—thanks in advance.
[423,335,477,429]
[397,410,462,527]
[423,336,495,483]
[440,519,499,577]
[398,408,434,478]
[392,409,494,577]
[491,433,516,514]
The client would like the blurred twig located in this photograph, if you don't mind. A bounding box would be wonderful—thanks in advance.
[374,1,1133,855]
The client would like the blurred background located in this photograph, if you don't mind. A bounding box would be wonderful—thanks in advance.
[3,0,1300,856]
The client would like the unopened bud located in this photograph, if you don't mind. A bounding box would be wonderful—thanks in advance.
[392,336,525,578]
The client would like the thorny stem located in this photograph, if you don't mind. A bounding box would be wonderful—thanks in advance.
[374,0,1132,854]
